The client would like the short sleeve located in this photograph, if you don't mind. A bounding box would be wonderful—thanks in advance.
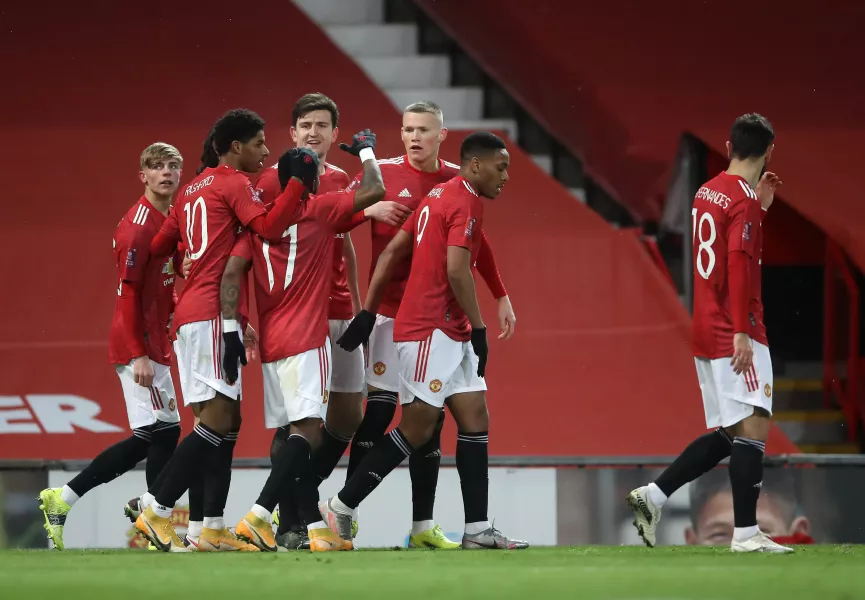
[254,168,282,207]
[230,231,254,263]
[445,198,477,249]
[727,198,761,257]
[118,222,151,283]
[401,210,418,235]
[333,170,351,191]
[226,177,267,226]
[346,170,363,191]
[310,190,355,225]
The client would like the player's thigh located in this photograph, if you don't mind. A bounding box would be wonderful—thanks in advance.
[445,390,488,432]
[329,319,365,394]
[695,357,724,429]
[709,342,774,429]
[264,341,332,428]
[365,315,399,392]
[325,391,364,437]
[396,329,464,410]
[115,362,160,430]
[175,319,242,407]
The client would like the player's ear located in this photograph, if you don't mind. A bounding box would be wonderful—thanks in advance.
[331,126,339,144]
[290,126,299,144]
[725,141,732,160]
[139,171,147,185]
[439,127,448,143]
[684,527,698,546]
[231,140,243,155]
[764,143,774,164]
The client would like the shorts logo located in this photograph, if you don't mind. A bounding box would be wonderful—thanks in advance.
[373,362,386,376]
[323,390,329,405]
[429,379,443,393]
[168,398,176,412]
[764,384,772,398]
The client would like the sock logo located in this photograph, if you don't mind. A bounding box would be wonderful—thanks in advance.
[368,472,382,482]
[358,441,374,449]
[754,481,763,489]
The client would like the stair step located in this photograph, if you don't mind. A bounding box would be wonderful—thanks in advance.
[774,378,823,392]
[387,88,483,121]
[293,0,384,25]
[797,443,861,454]
[325,24,417,57]
[774,409,845,423]
[357,56,451,88]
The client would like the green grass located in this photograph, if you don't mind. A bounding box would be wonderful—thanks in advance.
[2,546,865,599]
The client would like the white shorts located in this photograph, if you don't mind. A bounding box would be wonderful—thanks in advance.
[366,314,399,392]
[115,360,180,430]
[262,340,332,428]
[396,329,487,409]
[329,319,365,394]
[696,340,774,429]
[174,318,242,405]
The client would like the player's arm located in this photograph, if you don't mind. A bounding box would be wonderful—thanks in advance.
[448,245,488,377]
[220,234,253,385]
[727,199,762,374]
[149,210,182,257]
[338,129,386,214]
[343,232,362,314]
[118,230,154,387]
[244,178,306,242]
[475,231,515,340]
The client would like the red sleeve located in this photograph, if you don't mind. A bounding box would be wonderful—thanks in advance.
[727,198,761,257]
[346,170,363,191]
[172,241,187,280]
[445,198,477,249]
[255,168,283,205]
[475,231,507,299]
[150,210,181,257]
[225,177,267,226]
[230,231,254,263]
[727,199,760,333]
[116,226,149,357]
[311,190,356,227]
[246,178,305,241]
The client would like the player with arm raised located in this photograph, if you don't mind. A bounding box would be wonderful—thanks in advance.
[261,94,409,549]
[134,109,308,552]
[229,131,386,552]
[38,144,184,550]
[347,101,514,548]
[627,113,791,553]
[323,132,528,550]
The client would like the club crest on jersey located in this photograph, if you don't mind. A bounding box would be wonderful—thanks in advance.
[465,217,476,237]
[742,222,752,242]
[429,379,443,393]
[163,259,175,275]
[126,248,137,267]
[373,362,387,376]
[764,384,772,398]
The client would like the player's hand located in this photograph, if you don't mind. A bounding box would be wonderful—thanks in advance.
[337,310,376,352]
[731,332,754,375]
[278,147,319,191]
[243,324,259,363]
[470,327,488,377]
[222,325,247,385]
[497,296,516,340]
[133,355,155,388]
[339,129,377,157]
[364,201,411,226]
[756,171,782,211]
[181,252,192,279]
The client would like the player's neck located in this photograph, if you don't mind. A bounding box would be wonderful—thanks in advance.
[219,156,243,172]
[318,154,328,175]
[408,154,439,173]
[726,159,763,189]
[144,188,171,215]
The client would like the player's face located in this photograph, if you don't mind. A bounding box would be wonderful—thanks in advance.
[473,149,510,199]
[235,130,270,174]
[684,492,810,545]
[291,110,337,159]
[401,112,447,164]
[139,159,181,197]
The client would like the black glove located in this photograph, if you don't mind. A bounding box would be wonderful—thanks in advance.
[339,129,377,156]
[470,327,488,378]
[337,310,377,352]
[222,329,247,385]
[277,147,319,191]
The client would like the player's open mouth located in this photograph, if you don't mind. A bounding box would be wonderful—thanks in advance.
[410,144,422,151]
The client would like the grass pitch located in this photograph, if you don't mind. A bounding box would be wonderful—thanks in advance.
[3,546,864,599]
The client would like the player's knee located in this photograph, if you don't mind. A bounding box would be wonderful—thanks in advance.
[291,417,324,448]
[326,392,364,438]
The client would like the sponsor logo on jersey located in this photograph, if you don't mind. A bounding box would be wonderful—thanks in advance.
[465,217,476,237]
[126,248,137,267]
[163,259,175,275]
[398,188,411,198]
[764,384,772,398]
[742,222,752,242]
[429,379,443,393]
[373,362,386,376]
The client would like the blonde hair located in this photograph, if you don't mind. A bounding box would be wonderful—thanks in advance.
[140,142,183,170]
[404,100,444,124]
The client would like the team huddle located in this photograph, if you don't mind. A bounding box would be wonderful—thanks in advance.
[37,95,524,552]
[37,96,787,554]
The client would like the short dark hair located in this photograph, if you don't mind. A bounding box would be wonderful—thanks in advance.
[688,467,799,529]
[460,132,507,163]
[292,93,339,128]
[198,109,266,174]
[730,113,775,160]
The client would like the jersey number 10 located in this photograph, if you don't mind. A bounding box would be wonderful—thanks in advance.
[691,207,716,280]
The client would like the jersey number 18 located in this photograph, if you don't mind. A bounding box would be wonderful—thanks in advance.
[691,207,716,279]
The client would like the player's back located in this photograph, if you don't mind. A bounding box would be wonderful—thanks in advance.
[352,155,460,317]
[691,171,763,359]
[172,165,264,331]
[243,171,356,362]
[395,176,483,343]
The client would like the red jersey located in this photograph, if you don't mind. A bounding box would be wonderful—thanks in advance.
[349,155,460,318]
[256,162,353,320]
[108,197,177,365]
[394,177,483,343]
[163,165,266,333]
[233,187,357,362]
[691,172,766,359]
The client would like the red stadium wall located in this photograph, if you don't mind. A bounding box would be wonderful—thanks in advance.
[417,0,865,270]
[0,1,796,461]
